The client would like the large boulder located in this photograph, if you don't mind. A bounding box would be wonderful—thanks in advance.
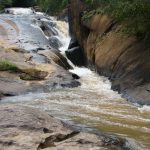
[20,68,48,81]
[0,104,126,150]
[38,49,73,70]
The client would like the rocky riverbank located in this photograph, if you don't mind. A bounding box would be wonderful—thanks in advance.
[0,41,80,100]
[0,104,128,150]
[67,0,150,105]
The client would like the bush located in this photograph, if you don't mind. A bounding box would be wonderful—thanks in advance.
[0,0,68,14]
[82,0,150,42]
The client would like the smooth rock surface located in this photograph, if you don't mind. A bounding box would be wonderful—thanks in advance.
[0,105,126,150]
[38,49,72,70]
[68,0,150,105]
[0,45,80,99]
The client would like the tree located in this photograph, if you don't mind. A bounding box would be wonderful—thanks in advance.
[36,0,68,14]
[0,0,12,10]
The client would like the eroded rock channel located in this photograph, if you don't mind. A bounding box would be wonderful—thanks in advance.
[0,8,150,150]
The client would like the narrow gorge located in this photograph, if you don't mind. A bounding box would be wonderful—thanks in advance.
[67,0,150,105]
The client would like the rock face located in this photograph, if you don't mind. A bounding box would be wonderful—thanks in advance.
[0,45,79,99]
[68,0,150,105]
[0,104,126,150]
[66,38,85,66]
[66,46,84,66]
[38,49,72,70]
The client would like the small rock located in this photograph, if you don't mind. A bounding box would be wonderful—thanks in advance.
[11,47,28,53]
[66,46,84,66]
[72,73,80,79]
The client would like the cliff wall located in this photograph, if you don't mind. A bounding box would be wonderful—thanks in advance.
[68,0,150,105]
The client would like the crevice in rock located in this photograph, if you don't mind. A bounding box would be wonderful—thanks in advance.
[146,89,150,92]
[0,140,16,146]
[37,131,80,149]
[43,128,53,134]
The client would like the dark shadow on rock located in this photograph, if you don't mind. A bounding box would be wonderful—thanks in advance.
[68,38,79,49]
[66,46,84,67]
[72,73,80,80]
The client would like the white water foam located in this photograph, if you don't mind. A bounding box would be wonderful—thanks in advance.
[138,105,150,113]
[69,67,122,100]
[5,8,34,15]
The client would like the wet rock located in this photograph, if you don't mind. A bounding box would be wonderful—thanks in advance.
[11,47,28,53]
[0,92,16,100]
[38,49,73,70]
[68,38,79,49]
[0,71,30,98]
[0,92,16,97]
[36,47,45,51]
[124,84,150,105]
[40,21,58,37]
[0,104,127,150]
[0,45,79,96]
[49,36,63,49]
[72,73,80,79]
[65,46,84,66]
[20,68,48,81]
[46,68,81,89]
[60,80,81,88]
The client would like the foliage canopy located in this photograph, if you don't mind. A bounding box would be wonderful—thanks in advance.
[83,0,150,41]
[0,0,149,41]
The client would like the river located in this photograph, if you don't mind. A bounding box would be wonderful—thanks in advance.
[0,8,150,150]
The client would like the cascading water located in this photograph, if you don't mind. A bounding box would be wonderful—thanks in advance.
[1,8,150,150]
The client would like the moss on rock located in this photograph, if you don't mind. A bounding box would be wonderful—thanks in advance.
[20,68,48,81]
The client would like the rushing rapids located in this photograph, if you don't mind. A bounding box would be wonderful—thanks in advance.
[0,8,150,150]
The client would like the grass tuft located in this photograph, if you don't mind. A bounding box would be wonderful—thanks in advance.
[0,59,20,72]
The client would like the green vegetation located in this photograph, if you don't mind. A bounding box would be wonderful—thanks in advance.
[0,0,12,10]
[83,0,150,41]
[36,0,68,14]
[0,0,68,14]
[0,59,19,72]
[0,0,36,9]
[0,0,149,41]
